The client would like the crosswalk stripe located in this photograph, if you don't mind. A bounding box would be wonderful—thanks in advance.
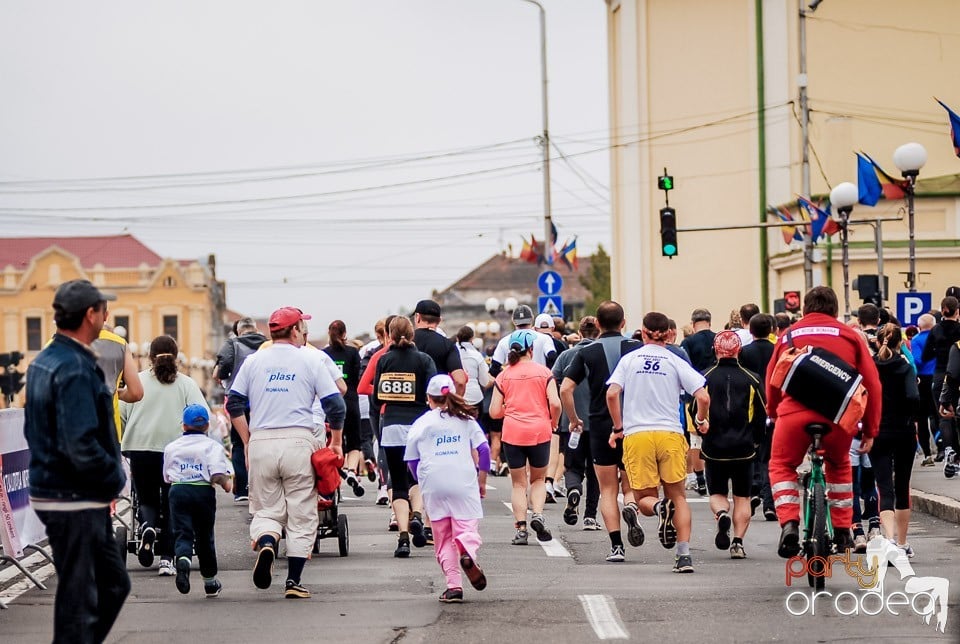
[578,594,630,640]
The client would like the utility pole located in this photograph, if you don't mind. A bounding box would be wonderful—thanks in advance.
[521,0,553,266]
[799,1,814,291]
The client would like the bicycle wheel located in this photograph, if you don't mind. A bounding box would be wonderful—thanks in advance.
[806,481,828,590]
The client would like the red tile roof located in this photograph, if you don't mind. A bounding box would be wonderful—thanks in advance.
[0,234,163,270]
[439,253,594,302]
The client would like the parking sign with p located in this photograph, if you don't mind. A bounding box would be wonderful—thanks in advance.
[896,292,932,326]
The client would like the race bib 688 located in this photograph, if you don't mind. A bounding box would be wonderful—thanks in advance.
[379,372,416,401]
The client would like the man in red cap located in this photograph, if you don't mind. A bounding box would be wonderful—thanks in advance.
[227,306,346,599]
[698,331,766,560]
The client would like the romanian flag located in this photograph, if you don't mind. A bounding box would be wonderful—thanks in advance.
[798,196,839,243]
[935,98,960,158]
[857,152,906,205]
[519,236,537,264]
[771,206,803,244]
[558,238,578,271]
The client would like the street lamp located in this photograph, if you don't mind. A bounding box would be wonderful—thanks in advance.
[830,182,858,320]
[892,142,927,292]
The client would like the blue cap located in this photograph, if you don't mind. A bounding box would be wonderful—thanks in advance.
[508,329,537,352]
[182,404,210,428]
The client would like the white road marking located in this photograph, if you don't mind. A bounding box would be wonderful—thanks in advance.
[578,594,630,640]
[502,502,570,557]
[484,484,496,491]
[0,552,55,606]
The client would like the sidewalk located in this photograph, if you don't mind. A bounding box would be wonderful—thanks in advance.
[910,462,960,524]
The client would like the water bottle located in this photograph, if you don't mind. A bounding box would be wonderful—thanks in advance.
[568,429,581,449]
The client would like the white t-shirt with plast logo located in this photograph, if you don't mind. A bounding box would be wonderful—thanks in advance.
[404,408,486,520]
[606,343,706,436]
[230,343,341,432]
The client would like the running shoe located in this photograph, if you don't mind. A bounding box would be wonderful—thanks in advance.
[898,543,915,559]
[582,517,601,531]
[203,579,222,598]
[497,462,509,477]
[253,544,275,589]
[344,471,365,497]
[158,558,175,576]
[377,487,389,506]
[714,511,731,550]
[439,587,464,603]
[554,485,566,499]
[750,496,762,516]
[621,503,645,547]
[944,449,959,479]
[729,542,746,559]
[544,481,557,504]
[388,513,399,531]
[685,477,697,491]
[672,554,694,573]
[459,553,487,591]
[394,538,411,558]
[696,482,707,497]
[920,456,935,467]
[410,515,426,547]
[234,495,249,504]
[563,488,581,526]
[853,533,868,554]
[867,524,882,542]
[284,580,311,599]
[424,527,434,547]
[137,526,156,568]
[764,508,778,522]
[657,499,677,550]
[606,545,626,563]
[530,513,552,542]
[511,529,529,546]
[175,557,191,594]
[364,459,378,482]
[934,450,946,463]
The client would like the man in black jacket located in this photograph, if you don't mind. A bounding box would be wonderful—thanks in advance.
[739,314,777,520]
[698,331,766,560]
[24,280,130,643]
[922,296,960,474]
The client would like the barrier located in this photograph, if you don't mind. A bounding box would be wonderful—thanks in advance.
[0,408,50,607]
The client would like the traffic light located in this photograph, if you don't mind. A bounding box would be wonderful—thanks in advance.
[658,174,674,191]
[0,370,24,399]
[659,207,678,257]
[853,274,889,307]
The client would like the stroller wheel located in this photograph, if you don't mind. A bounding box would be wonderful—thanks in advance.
[337,514,349,557]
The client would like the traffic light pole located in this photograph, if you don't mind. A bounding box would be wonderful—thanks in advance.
[677,214,902,233]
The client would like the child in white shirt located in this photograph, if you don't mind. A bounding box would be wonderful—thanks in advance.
[405,375,490,603]
[164,404,233,597]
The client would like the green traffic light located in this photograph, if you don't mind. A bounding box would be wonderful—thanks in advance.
[663,244,677,256]
[662,177,673,190]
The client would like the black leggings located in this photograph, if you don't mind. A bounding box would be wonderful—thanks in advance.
[871,432,916,512]
[127,450,172,558]
[383,445,416,502]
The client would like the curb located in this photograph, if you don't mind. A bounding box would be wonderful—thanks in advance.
[911,488,960,524]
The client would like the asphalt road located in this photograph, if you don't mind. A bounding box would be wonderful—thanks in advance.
[2,474,959,643]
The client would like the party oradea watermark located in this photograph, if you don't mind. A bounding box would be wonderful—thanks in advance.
[783,536,949,633]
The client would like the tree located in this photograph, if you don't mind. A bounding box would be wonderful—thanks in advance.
[580,244,611,315]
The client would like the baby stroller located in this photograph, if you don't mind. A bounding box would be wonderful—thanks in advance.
[311,446,350,557]
[114,485,160,567]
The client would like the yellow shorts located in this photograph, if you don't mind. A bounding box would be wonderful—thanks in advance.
[622,430,688,490]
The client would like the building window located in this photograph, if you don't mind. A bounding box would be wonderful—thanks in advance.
[113,315,130,339]
[163,315,178,340]
[163,276,176,288]
[26,317,42,351]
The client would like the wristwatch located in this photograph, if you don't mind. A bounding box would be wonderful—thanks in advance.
[611,427,624,434]
[694,416,708,427]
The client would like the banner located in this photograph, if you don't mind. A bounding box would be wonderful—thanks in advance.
[0,408,45,558]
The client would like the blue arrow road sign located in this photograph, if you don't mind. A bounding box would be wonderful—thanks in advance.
[896,292,932,326]
[538,270,563,295]
[538,295,563,316]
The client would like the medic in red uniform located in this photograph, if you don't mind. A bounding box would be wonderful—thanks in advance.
[765,287,882,558]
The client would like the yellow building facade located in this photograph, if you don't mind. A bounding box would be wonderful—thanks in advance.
[0,235,226,372]
[605,0,960,324]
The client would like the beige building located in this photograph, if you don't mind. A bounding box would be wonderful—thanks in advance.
[0,234,226,379]
[605,0,960,325]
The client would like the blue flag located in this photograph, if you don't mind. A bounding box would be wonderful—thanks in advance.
[857,153,882,206]
[936,98,960,158]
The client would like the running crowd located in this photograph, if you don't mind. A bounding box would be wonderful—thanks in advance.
[22,278,960,642]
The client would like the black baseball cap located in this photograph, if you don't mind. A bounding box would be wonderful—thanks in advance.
[53,279,116,314]
[414,299,442,317]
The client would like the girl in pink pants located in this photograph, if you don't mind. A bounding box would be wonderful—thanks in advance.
[405,374,490,603]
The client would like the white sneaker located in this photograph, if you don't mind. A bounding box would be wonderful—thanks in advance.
[582,517,602,531]
[158,558,176,576]
[544,481,556,504]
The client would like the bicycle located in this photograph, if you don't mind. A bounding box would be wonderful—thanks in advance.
[800,422,834,590]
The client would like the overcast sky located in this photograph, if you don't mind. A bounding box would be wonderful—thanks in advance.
[0,1,610,336]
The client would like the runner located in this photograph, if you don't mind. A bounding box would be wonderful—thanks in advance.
[372,316,437,557]
[606,311,710,573]
[698,331,765,559]
[323,320,364,480]
[535,313,566,503]
[921,296,960,474]
[739,313,777,521]
[413,299,467,395]
[489,329,561,545]
[489,305,557,376]
[561,301,643,562]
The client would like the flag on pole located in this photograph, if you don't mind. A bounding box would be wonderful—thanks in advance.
[935,98,960,158]
[771,206,802,244]
[857,151,906,203]
[857,153,883,206]
[520,235,538,264]
[798,196,839,242]
[558,238,578,271]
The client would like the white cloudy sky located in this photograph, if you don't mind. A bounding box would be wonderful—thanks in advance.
[0,1,610,335]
